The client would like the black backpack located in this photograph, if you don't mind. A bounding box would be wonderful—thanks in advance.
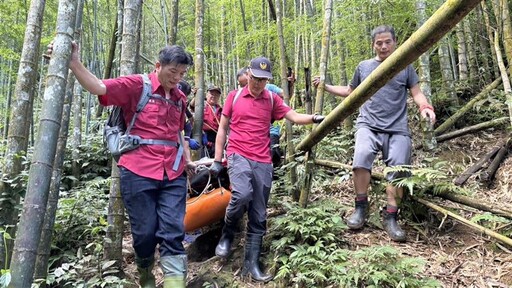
[103,74,184,169]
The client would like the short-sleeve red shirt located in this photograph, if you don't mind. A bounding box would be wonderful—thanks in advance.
[99,72,186,181]
[222,87,291,163]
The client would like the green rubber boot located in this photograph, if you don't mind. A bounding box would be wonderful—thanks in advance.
[135,255,156,288]
[163,275,185,288]
[161,255,187,288]
[137,266,156,288]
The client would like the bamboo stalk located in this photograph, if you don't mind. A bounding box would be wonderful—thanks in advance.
[414,197,512,246]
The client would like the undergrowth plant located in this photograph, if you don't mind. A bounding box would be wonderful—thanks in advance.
[32,176,128,287]
[384,163,471,196]
[0,228,12,288]
[268,201,441,287]
[33,246,130,288]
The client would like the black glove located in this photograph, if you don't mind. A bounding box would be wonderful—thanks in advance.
[312,114,325,124]
[209,161,224,178]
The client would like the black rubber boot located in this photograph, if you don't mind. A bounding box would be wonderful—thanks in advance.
[382,210,406,242]
[241,234,273,283]
[215,222,236,258]
[346,201,368,229]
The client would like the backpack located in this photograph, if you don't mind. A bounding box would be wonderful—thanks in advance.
[103,74,184,170]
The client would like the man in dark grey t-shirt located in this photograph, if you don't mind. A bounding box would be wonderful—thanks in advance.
[313,25,436,242]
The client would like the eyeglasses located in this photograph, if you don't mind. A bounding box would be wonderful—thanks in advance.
[249,74,268,83]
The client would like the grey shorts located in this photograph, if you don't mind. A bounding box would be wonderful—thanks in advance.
[353,127,411,181]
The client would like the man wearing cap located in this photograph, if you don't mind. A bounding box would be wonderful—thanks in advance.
[202,85,223,157]
[209,56,325,282]
[236,68,288,170]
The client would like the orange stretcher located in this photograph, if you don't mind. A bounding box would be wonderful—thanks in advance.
[184,187,232,232]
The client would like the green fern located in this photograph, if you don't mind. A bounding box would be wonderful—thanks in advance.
[384,164,471,196]
[470,212,510,229]
[269,201,440,287]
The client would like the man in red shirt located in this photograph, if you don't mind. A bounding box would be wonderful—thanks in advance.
[202,85,222,157]
[210,57,324,282]
[59,42,195,288]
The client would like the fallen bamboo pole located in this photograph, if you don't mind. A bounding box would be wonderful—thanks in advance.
[435,77,503,135]
[314,158,512,219]
[433,191,512,220]
[414,197,512,246]
[415,117,509,150]
[436,117,509,143]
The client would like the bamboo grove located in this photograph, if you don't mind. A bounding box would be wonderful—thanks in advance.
[0,0,511,286]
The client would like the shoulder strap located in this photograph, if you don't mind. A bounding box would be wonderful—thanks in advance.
[269,90,274,109]
[232,88,273,109]
[125,74,152,135]
[173,132,184,171]
[232,88,244,107]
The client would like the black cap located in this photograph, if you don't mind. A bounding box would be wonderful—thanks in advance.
[177,80,191,96]
[249,57,272,79]
[207,85,221,94]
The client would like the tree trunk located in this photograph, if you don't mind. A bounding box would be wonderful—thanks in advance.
[300,0,333,207]
[94,19,118,118]
[169,0,178,44]
[159,0,168,43]
[2,60,13,141]
[438,36,458,105]
[480,1,500,78]
[333,16,352,130]
[492,31,512,126]
[475,4,492,84]
[416,0,432,102]
[455,23,469,83]
[103,0,143,269]
[500,0,512,78]
[9,0,77,285]
[34,0,84,280]
[463,19,479,86]
[238,0,249,58]
[71,80,83,185]
[192,0,205,160]
[266,0,277,21]
[491,0,512,79]
[296,0,485,153]
[220,5,228,97]
[275,0,299,200]
[0,0,46,271]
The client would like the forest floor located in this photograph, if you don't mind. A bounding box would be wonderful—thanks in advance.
[120,129,512,288]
